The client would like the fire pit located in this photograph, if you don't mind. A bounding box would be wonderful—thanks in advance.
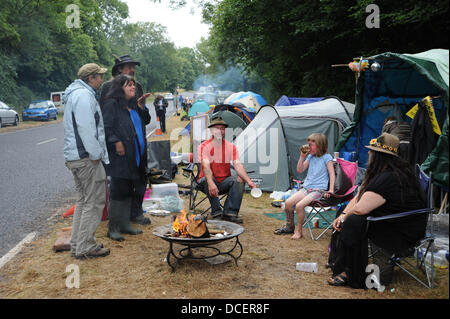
[153,219,245,272]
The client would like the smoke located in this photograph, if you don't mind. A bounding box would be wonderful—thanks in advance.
[193,65,246,91]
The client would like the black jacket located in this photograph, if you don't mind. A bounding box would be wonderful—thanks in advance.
[102,97,151,180]
[153,97,168,113]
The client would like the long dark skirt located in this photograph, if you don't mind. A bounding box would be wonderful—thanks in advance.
[332,214,368,289]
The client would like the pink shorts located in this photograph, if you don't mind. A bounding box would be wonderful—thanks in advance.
[299,188,323,201]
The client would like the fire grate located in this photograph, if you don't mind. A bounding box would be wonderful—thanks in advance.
[153,220,244,272]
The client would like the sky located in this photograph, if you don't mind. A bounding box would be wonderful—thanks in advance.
[123,0,211,48]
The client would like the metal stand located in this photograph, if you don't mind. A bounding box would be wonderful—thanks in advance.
[165,236,243,272]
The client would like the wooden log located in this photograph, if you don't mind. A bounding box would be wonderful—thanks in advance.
[186,219,209,238]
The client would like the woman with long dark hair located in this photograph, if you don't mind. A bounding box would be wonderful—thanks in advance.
[328,133,427,288]
[102,74,151,241]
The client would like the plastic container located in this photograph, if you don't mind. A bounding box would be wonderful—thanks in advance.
[296,262,318,273]
[415,248,449,269]
[151,183,179,199]
[171,154,183,165]
[434,250,449,269]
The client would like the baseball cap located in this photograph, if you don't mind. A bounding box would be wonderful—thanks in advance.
[77,63,108,79]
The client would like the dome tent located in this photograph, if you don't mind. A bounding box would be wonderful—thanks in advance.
[234,97,354,192]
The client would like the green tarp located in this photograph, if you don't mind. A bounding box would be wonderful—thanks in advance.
[336,49,449,188]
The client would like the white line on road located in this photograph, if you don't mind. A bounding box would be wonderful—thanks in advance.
[37,138,57,145]
[0,232,37,269]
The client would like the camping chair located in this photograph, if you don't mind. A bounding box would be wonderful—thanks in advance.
[302,158,360,241]
[367,164,436,288]
[182,162,229,214]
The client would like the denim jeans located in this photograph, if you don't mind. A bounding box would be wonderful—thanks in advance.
[198,175,245,216]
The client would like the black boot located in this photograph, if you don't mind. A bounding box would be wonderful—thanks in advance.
[107,200,125,241]
[120,198,143,235]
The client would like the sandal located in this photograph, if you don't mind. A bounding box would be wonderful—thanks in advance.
[274,225,294,235]
[328,273,348,287]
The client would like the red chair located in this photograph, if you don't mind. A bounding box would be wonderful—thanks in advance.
[302,158,360,240]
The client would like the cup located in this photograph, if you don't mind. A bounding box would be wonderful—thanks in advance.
[301,144,310,154]
[250,188,262,198]
[296,262,318,273]
[334,152,339,159]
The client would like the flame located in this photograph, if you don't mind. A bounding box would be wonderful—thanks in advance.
[172,210,195,237]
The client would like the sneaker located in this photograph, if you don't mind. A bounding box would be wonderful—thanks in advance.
[71,243,103,257]
[131,214,151,225]
[75,247,110,260]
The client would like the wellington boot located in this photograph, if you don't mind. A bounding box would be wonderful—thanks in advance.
[119,198,143,235]
[107,200,125,241]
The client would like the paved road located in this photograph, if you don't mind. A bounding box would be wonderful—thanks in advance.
[0,123,75,257]
[0,101,176,258]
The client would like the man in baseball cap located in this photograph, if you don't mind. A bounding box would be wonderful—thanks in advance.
[63,62,110,259]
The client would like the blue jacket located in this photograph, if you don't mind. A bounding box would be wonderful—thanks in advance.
[63,79,109,164]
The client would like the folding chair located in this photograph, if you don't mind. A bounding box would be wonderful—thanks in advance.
[182,162,228,214]
[302,158,360,241]
[367,164,435,288]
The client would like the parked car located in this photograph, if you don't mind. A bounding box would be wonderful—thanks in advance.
[22,100,58,121]
[0,101,19,128]
[164,93,174,100]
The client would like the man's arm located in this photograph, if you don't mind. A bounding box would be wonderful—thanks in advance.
[232,159,256,188]
[201,157,219,197]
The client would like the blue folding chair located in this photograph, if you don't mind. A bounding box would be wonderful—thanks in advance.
[367,164,436,288]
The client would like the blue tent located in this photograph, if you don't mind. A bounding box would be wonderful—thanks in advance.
[275,95,322,106]
[223,91,267,110]
[188,100,211,117]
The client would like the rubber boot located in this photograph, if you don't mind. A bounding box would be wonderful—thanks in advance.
[119,197,143,235]
[107,200,125,241]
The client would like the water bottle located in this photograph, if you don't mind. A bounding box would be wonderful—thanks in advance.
[296,262,318,273]
[434,250,449,269]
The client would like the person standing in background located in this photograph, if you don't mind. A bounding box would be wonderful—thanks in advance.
[153,94,168,133]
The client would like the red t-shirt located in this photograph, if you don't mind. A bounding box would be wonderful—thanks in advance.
[197,138,239,183]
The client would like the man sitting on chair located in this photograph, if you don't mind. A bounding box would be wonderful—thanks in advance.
[197,117,257,224]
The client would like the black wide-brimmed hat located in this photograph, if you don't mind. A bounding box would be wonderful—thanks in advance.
[112,54,141,76]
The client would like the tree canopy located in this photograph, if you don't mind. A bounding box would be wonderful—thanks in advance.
[201,0,449,102]
[0,0,206,111]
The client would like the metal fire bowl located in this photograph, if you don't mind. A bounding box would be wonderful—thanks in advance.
[152,220,245,247]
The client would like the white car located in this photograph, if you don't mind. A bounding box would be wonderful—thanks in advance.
[164,93,174,100]
[0,101,19,128]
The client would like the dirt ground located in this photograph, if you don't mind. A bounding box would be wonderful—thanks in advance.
[0,113,448,299]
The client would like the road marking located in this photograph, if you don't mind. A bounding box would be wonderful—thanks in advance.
[37,138,57,145]
[0,232,37,269]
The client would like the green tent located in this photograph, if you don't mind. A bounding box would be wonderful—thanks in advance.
[336,49,449,189]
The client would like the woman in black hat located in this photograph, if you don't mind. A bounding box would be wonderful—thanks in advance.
[327,133,427,288]
[102,74,151,241]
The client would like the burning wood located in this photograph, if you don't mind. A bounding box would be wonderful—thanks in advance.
[172,210,209,238]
